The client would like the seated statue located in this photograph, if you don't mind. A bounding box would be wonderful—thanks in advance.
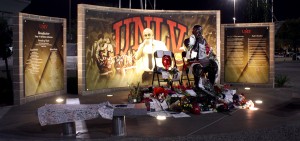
[184,25,218,89]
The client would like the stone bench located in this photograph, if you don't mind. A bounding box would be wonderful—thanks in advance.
[37,102,146,136]
[112,103,147,136]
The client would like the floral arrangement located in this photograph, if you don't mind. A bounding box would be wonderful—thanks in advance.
[131,77,255,115]
[128,82,141,103]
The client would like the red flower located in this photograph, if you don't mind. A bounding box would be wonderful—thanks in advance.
[153,87,165,97]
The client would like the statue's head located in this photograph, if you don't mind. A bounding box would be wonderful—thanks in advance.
[143,28,154,40]
[192,25,203,39]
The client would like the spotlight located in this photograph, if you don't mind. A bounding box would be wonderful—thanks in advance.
[249,107,259,111]
[156,115,166,120]
[255,100,263,104]
[245,87,250,90]
[56,98,64,103]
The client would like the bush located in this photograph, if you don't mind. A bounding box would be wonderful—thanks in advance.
[275,74,289,87]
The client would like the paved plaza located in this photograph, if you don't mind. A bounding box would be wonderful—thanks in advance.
[0,61,299,141]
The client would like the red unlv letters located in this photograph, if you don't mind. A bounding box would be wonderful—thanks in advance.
[242,29,251,34]
[113,16,187,55]
[39,23,48,30]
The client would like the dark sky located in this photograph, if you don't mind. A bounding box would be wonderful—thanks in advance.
[22,0,299,24]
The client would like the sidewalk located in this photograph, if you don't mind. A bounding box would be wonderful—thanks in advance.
[0,62,299,141]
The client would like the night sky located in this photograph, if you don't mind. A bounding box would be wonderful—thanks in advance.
[22,0,299,24]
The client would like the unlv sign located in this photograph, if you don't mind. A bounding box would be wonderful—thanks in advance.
[39,23,48,30]
[113,16,187,54]
[242,29,251,34]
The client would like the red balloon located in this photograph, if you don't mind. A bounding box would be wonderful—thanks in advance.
[162,55,171,70]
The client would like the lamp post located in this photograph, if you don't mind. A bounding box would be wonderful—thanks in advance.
[68,0,72,41]
[233,0,236,24]
[271,0,273,22]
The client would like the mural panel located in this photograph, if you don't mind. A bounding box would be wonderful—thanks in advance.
[84,9,218,89]
[224,27,270,83]
[23,20,64,96]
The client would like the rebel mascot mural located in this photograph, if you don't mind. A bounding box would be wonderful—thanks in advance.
[82,5,220,90]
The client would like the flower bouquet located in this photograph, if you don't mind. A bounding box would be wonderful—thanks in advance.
[128,82,141,103]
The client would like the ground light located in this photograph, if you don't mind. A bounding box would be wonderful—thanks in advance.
[156,115,166,120]
[249,107,259,111]
[156,111,168,120]
[56,98,64,103]
[107,94,113,97]
[245,87,251,90]
[255,100,263,104]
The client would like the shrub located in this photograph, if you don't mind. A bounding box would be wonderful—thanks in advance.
[275,74,289,87]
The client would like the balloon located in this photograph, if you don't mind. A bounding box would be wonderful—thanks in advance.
[162,55,171,70]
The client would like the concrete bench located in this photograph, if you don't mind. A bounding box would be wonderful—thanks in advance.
[37,102,146,136]
[112,103,147,136]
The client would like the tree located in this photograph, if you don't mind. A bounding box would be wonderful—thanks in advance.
[0,17,13,105]
[276,18,300,53]
[245,0,272,23]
